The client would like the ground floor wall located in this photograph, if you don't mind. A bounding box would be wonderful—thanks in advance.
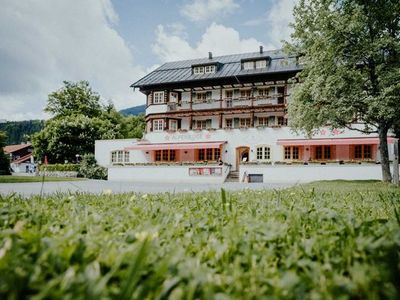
[240,164,389,183]
[108,165,230,183]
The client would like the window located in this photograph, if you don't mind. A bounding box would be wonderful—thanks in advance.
[354,145,372,159]
[155,150,176,162]
[256,146,271,160]
[195,119,212,129]
[268,116,276,126]
[205,65,215,73]
[225,90,233,98]
[170,92,178,103]
[153,91,164,104]
[284,146,300,160]
[243,61,254,70]
[194,65,215,74]
[197,148,220,161]
[256,60,267,69]
[194,91,212,103]
[225,119,233,128]
[315,146,331,160]
[240,118,251,127]
[240,89,251,98]
[169,120,177,131]
[111,150,129,163]
[258,117,268,126]
[258,88,268,97]
[277,117,286,126]
[153,119,164,131]
[193,66,204,74]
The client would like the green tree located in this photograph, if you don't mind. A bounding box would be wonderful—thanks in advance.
[0,131,10,175]
[45,81,102,118]
[33,81,145,163]
[287,0,400,182]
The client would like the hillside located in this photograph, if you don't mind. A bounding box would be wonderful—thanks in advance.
[0,120,45,144]
[119,104,146,116]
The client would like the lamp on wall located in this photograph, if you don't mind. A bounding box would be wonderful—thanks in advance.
[184,151,188,154]
[145,151,149,154]
[225,150,228,153]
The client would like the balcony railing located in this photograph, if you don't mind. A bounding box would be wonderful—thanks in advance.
[161,95,286,111]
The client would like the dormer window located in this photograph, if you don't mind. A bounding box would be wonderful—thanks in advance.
[193,64,217,74]
[241,58,269,70]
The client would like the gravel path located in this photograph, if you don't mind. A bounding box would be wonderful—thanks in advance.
[0,180,299,196]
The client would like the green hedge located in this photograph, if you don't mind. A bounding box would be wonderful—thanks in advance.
[39,164,79,172]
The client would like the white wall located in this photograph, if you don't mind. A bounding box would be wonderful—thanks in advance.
[144,126,389,169]
[240,164,387,183]
[95,139,138,167]
[108,165,230,183]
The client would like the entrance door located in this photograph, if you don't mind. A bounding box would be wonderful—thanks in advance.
[235,146,250,171]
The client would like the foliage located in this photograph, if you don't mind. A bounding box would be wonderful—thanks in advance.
[287,0,400,182]
[45,81,102,118]
[39,164,80,172]
[0,186,399,299]
[78,153,107,180]
[0,175,83,183]
[0,120,45,144]
[32,81,145,163]
[0,131,10,175]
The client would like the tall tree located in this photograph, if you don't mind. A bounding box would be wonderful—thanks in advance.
[0,131,10,175]
[45,81,102,118]
[287,0,400,182]
[32,81,145,163]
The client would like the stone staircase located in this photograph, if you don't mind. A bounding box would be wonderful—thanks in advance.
[225,170,239,182]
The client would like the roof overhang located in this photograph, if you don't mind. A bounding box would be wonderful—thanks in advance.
[277,137,395,146]
[125,141,227,151]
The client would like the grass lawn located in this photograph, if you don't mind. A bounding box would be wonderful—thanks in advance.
[0,181,399,299]
[0,175,84,183]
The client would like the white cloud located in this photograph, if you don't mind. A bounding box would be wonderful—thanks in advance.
[0,0,145,121]
[243,0,298,48]
[181,0,239,22]
[152,23,269,62]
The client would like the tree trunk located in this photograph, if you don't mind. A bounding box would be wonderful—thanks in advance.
[378,126,392,182]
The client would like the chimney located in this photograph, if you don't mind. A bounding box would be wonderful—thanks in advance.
[208,52,213,59]
[260,45,264,54]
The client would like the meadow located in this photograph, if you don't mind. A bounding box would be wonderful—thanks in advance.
[0,182,399,299]
[0,175,84,183]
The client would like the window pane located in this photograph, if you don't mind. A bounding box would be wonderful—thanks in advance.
[315,146,322,159]
[292,147,299,159]
[257,147,263,160]
[162,150,168,161]
[355,145,362,159]
[214,149,220,160]
[264,147,271,160]
[206,149,213,160]
[198,149,205,160]
[155,150,161,161]
[169,150,176,161]
[284,147,291,160]
[324,146,331,159]
[364,145,371,159]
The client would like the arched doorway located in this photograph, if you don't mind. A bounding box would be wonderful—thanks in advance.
[235,146,250,171]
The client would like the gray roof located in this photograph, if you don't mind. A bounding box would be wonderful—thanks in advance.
[132,49,301,89]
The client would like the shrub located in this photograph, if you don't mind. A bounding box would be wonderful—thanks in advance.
[39,163,79,172]
[78,153,107,179]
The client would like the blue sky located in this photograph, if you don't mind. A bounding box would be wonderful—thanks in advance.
[0,0,297,120]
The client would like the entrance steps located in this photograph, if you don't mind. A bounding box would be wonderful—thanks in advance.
[225,170,239,182]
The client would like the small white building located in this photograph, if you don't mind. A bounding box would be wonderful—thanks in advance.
[95,49,394,183]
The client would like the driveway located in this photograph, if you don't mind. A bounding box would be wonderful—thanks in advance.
[0,180,298,197]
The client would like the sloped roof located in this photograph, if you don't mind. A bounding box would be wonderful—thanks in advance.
[4,143,32,154]
[132,50,301,89]
[13,153,32,164]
